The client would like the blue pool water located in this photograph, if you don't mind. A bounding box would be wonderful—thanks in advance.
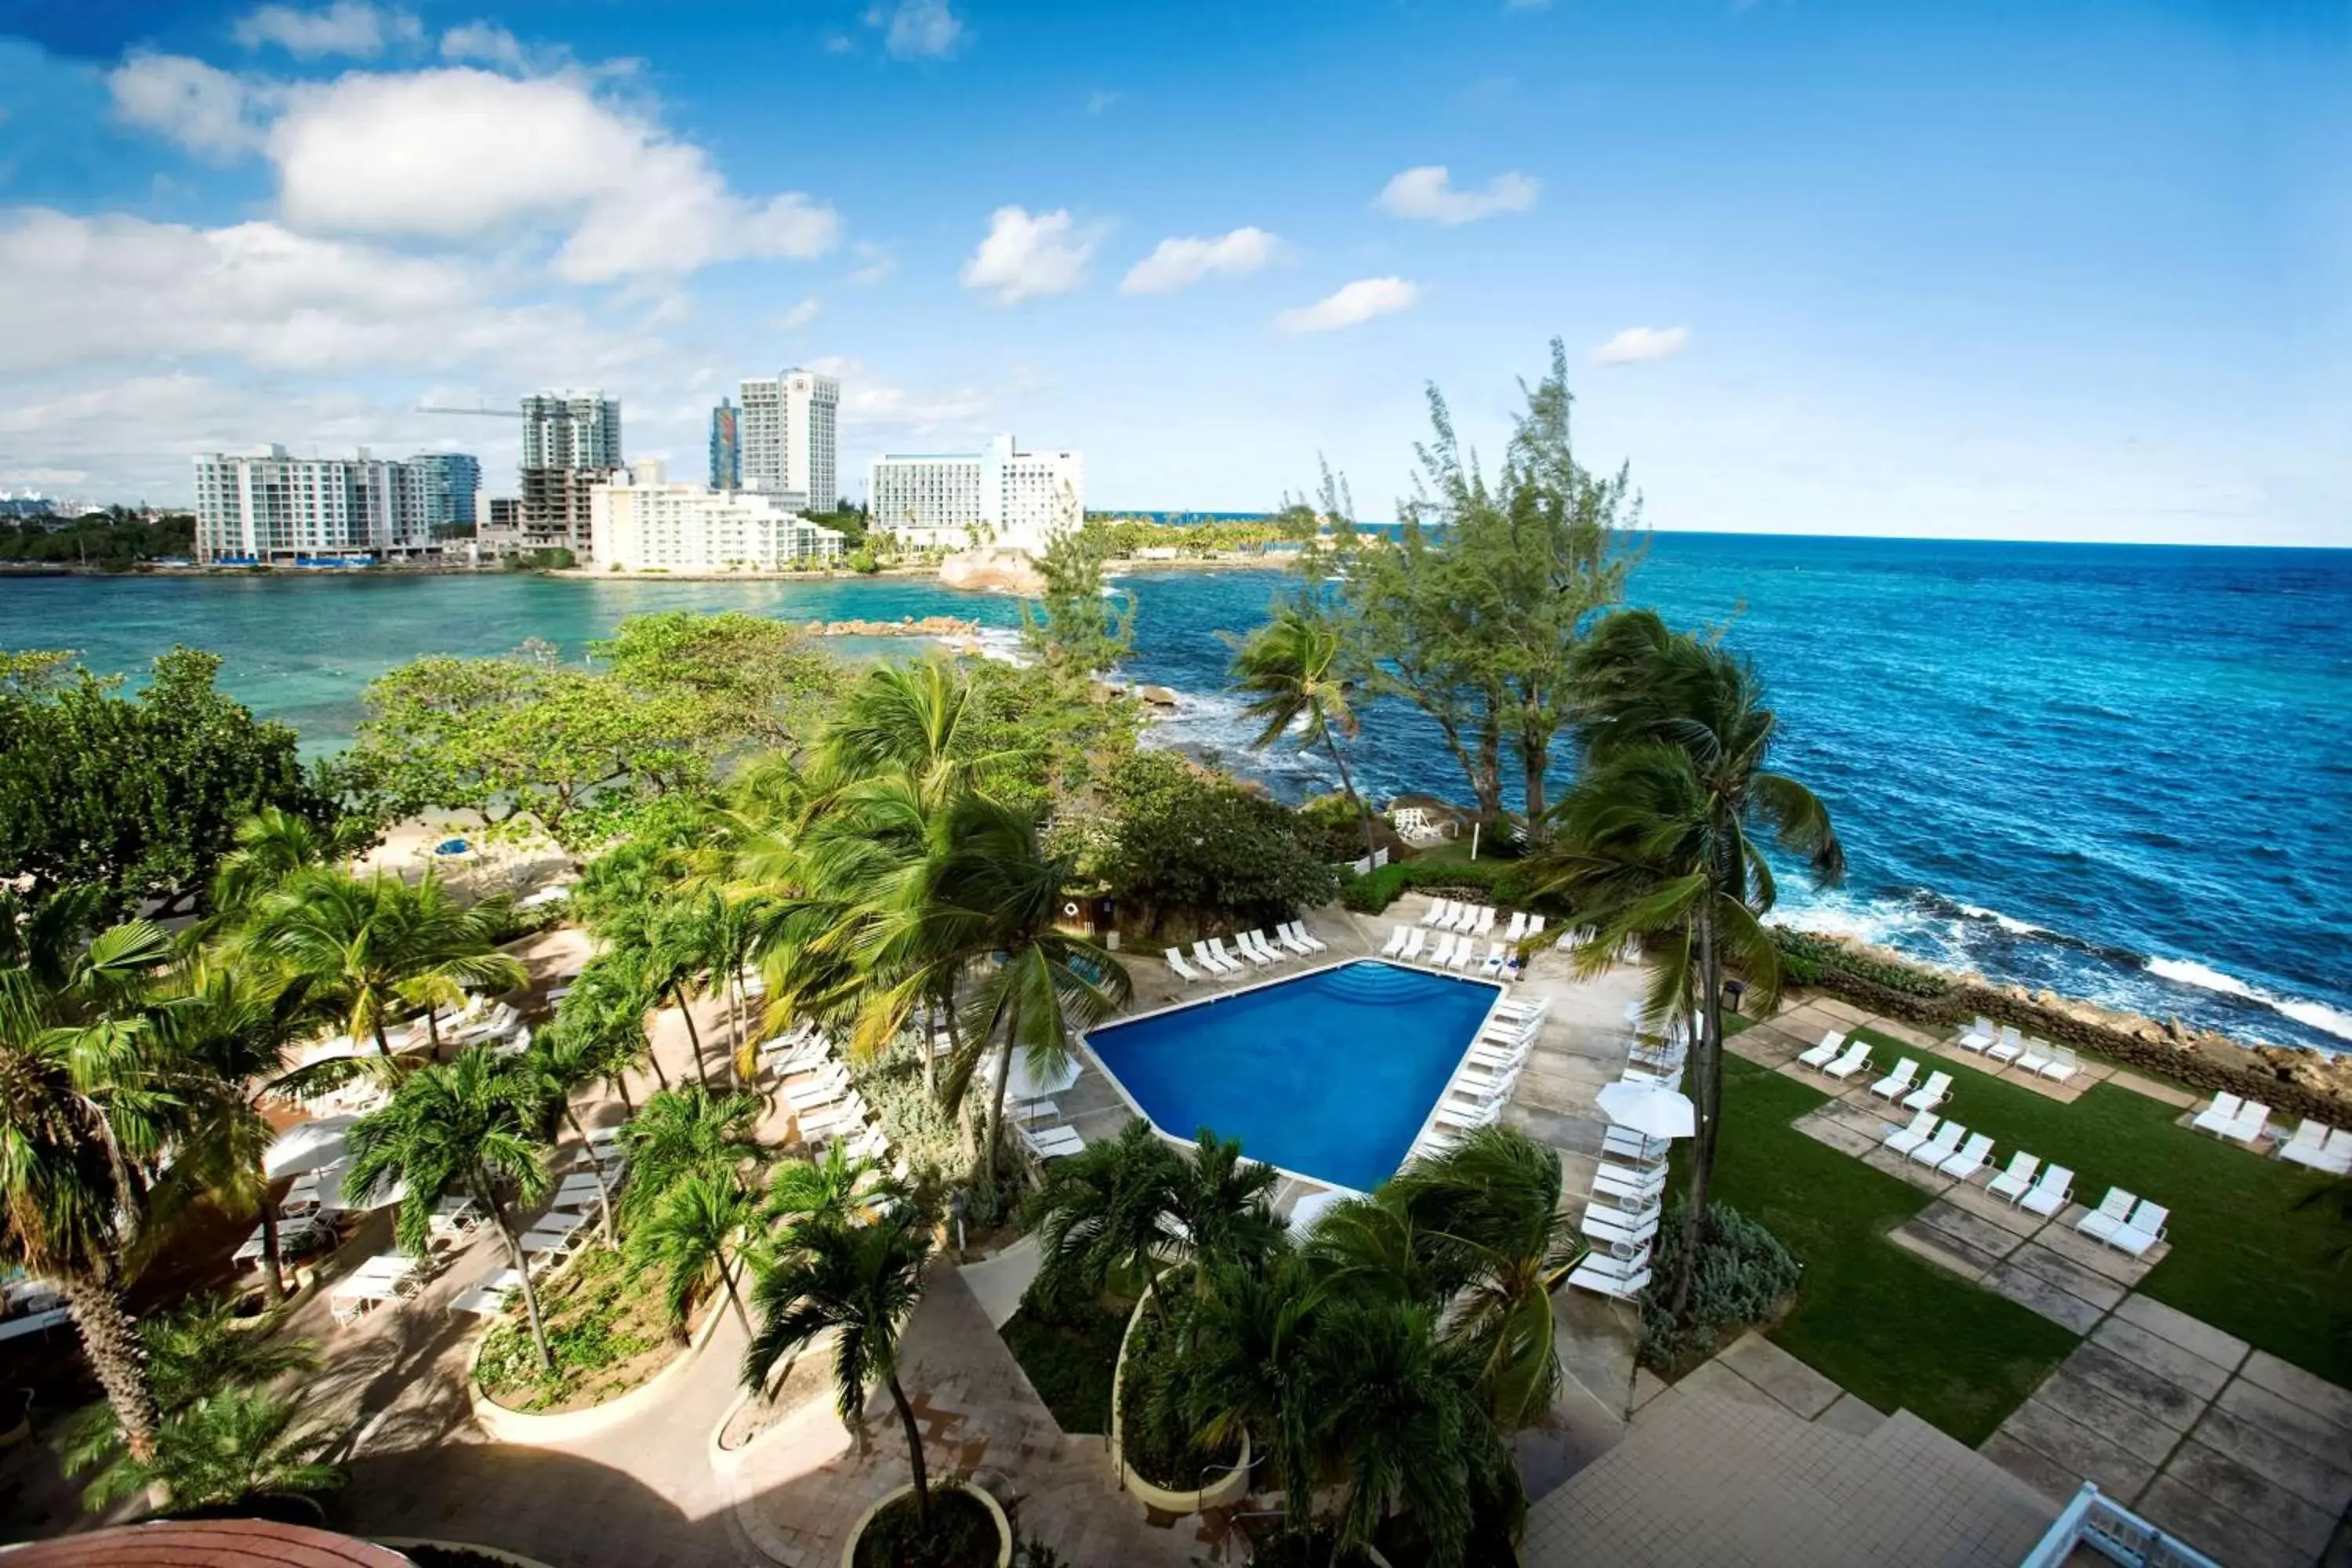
[1082,961,1501,1192]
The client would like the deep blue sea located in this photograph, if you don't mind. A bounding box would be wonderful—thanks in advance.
[4,533,2347,1055]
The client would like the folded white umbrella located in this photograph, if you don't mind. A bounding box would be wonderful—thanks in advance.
[1597,1082,1696,1142]
[996,1051,1081,1102]
[263,1115,358,1178]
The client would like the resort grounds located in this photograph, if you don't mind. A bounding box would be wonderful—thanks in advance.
[7,887,2343,1567]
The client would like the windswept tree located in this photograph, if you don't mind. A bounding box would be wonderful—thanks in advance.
[628,1170,757,1338]
[617,1086,764,1222]
[1027,1120,1282,1305]
[207,807,370,918]
[1020,520,1137,677]
[1532,608,1842,1313]
[1226,604,1378,862]
[0,888,178,1458]
[343,1047,561,1374]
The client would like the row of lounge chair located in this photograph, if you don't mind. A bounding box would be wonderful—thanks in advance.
[1379,924,1521,978]
[2190,1091,2277,1149]
[1419,900,1548,947]
[1877,1111,2170,1258]
[1955,1018,2082,1083]
[2276,1117,2352,1174]
[1165,922,1327,983]
[1569,1021,1707,1300]
[1409,998,1551,1162]
[762,1027,896,1165]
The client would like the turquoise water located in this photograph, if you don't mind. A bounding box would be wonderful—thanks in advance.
[3,534,2347,1055]
[1083,961,1500,1192]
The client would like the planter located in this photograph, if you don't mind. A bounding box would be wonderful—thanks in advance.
[839,1479,1011,1568]
[372,1538,562,1568]
[1108,1279,1252,1515]
[463,1272,730,1446]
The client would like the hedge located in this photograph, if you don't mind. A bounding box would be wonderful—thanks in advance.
[1338,857,1537,914]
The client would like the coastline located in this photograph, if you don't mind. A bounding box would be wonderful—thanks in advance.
[2,549,1293,585]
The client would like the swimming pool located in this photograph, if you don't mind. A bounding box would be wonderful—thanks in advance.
[1082,960,1502,1192]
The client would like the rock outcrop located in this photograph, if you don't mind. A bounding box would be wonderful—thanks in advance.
[938,547,1046,597]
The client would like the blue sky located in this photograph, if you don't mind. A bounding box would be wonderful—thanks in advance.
[0,0,2342,543]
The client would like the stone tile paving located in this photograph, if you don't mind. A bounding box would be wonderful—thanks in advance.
[1984,1294,2352,1567]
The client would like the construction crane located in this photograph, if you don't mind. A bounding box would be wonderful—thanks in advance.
[415,403,522,418]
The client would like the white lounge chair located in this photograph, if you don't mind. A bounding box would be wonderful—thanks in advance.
[1986,1151,2041,1204]
[1195,939,1239,976]
[2075,1188,2137,1244]
[1594,1159,1668,1197]
[1567,1251,1652,1300]
[1276,924,1316,956]
[2309,1127,2352,1175]
[1958,1015,1997,1053]
[1479,942,1508,977]
[2107,1200,2169,1258]
[2038,1045,2081,1083]
[1446,938,1476,972]
[1421,899,1454,928]
[1987,1025,2026,1069]
[1503,912,1528,943]
[2277,1119,2349,1172]
[1603,1127,1669,1167]
[1868,1059,1921,1101]
[1018,1123,1086,1159]
[2190,1092,2244,1138]
[1795,1031,1846,1069]
[1165,947,1204,983]
[1381,924,1411,957]
[2018,1163,2074,1217]
[1397,928,1426,963]
[1938,1133,1995,1182]
[1882,1110,1939,1157]
[1907,1122,1965,1168]
[1426,933,1458,969]
[1581,1206,1660,1249]
[1493,996,1549,1022]
[1293,920,1330,953]
[782,1069,852,1112]
[1526,915,1546,942]
[1821,1043,1872,1080]
[1469,906,1497,937]
[2226,1101,2272,1145]
[1434,1097,1503,1131]
[2016,1038,2056,1076]
[1900,1071,1953,1113]
[1222,935,1272,970]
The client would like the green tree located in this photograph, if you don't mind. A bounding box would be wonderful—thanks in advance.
[627,1169,757,1338]
[0,887,178,1458]
[1027,1121,1283,1308]
[1532,608,1842,1314]
[207,807,372,919]
[742,1212,938,1520]
[928,796,1131,1195]
[1083,751,1338,937]
[616,1086,763,1223]
[343,1047,561,1373]
[590,609,843,756]
[0,648,332,917]
[1226,605,1377,862]
[245,870,524,1055]
[763,1142,908,1236]
[75,1388,344,1519]
[1020,521,1137,677]
[521,1025,626,1247]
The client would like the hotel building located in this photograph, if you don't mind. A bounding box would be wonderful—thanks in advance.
[739,370,839,513]
[589,461,842,574]
[868,434,1084,555]
[191,447,438,564]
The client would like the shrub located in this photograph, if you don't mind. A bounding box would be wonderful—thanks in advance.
[1636,1202,1802,1374]
[1119,1290,1238,1490]
[1769,927,1953,1000]
[1093,751,1338,935]
[1337,856,1528,914]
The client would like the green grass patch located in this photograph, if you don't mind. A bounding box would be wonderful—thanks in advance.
[999,1298,1126,1435]
[1847,1026,2352,1385]
[1700,1055,2078,1443]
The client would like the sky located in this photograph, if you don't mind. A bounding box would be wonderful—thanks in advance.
[0,0,2343,545]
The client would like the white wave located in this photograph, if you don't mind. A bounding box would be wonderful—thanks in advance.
[1955,902,2056,939]
[957,626,1027,666]
[1769,888,1921,951]
[2146,958,2352,1044]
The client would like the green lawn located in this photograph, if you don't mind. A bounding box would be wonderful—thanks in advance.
[1702,1055,2078,1444]
[1846,1025,2351,1385]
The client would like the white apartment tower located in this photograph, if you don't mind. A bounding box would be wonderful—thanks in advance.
[869,434,1083,556]
[589,461,842,573]
[191,447,437,564]
[739,369,839,514]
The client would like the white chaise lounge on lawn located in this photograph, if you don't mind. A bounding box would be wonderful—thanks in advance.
[1795,1031,1846,1069]
[1868,1059,1920,1101]
[2017,1163,2074,1217]
[1882,1109,1939,1157]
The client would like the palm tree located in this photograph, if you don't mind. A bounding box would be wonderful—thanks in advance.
[555,956,665,1096]
[0,887,179,1458]
[629,1170,757,1338]
[763,1142,908,1237]
[246,871,524,1056]
[76,1388,343,1519]
[1027,1122,1282,1307]
[147,964,325,1301]
[617,1086,763,1222]
[521,1024,623,1248]
[343,1046,559,1373]
[742,1211,936,1520]
[207,808,367,917]
[927,795,1131,1194]
[1534,607,1843,1316]
[1385,1127,1577,1428]
[631,895,721,1089]
[1226,604,1378,862]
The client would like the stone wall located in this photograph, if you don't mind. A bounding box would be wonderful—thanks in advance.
[1784,937,2350,1130]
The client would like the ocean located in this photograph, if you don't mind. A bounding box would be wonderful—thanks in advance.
[3,533,2347,1056]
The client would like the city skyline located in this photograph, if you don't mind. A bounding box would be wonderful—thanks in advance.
[0,2,2342,546]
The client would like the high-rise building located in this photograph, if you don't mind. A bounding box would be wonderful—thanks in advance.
[710,397,742,491]
[739,369,839,513]
[869,434,1083,556]
[517,390,621,557]
[407,452,481,534]
[590,460,841,573]
[191,446,438,564]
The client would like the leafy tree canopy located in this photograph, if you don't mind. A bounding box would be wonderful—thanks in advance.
[1068,750,1338,935]
[1019,521,1136,678]
[0,648,333,916]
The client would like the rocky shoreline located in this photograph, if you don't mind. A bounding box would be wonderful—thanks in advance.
[1790,928,2351,1124]
[804,615,980,640]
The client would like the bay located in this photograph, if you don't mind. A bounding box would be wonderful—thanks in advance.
[4,532,2346,1055]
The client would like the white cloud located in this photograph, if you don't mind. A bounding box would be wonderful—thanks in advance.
[1120,227,1281,296]
[847,241,895,285]
[0,207,593,375]
[264,67,839,280]
[1375,164,1539,224]
[107,53,267,161]
[1589,325,1690,365]
[234,2,422,58]
[807,355,994,434]
[1274,277,1419,334]
[960,206,1096,304]
[439,21,526,69]
[775,296,822,328]
[871,0,966,60]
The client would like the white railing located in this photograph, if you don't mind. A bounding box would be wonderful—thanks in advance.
[2019,1483,2223,1568]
